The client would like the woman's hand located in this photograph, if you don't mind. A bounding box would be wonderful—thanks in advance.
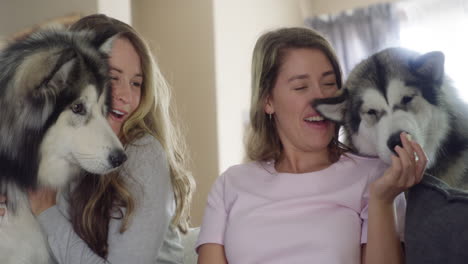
[370,132,428,204]
[365,132,428,264]
[28,187,57,216]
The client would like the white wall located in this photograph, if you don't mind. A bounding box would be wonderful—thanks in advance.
[132,0,219,226]
[98,0,131,25]
[0,0,96,39]
[0,0,132,40]
[213,0,303,173]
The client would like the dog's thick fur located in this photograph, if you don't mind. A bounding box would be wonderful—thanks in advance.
[314,47,468,189]
[0,30,126,264]
[314,47,468,263]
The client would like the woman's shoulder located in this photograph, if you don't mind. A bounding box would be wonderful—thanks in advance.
[123,134,169,181]
[220,161,272,182]
[210,161,270,197]
[223,161,268,174]
[125,133,165,158]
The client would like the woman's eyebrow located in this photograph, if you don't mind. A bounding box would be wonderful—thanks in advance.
[110,67,122,73]
[287,74,309,83]
[322,70,335,77]
[110,67,143,78]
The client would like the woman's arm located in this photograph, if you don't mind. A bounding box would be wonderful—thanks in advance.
[36,135,176,263]
[37,206,107,263]
[364,133,427,264]
[28,187,56,215]
[195,167,231,264]
[364,198,404,264]
[361,245,367,264]
[197,243,228,264]
[105,136,175,263]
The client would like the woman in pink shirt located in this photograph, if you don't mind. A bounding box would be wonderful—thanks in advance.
[196,27,427,264]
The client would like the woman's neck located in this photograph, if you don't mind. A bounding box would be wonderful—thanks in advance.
[275,148,332,174]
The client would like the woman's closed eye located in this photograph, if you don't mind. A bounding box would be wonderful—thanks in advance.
[294,86,307,91]
[321,77,337,87]
[131,81,142,88]
[110,75,122,86]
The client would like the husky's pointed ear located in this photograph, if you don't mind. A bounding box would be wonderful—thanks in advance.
[99,34,119,55]
[410,51,445,83]
[312,89,348,123]
[46,57,76,92]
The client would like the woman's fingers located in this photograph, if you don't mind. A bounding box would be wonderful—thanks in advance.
[394,132,428,187]
[394,145,414,185]
[397,140,422,188]
[400,132,416,167]
[411,140,428,183]
[402,132,421,184]
[390,154,401,176]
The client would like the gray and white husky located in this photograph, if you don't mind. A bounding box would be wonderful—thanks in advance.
[0,30,126,263]
[314,47,468,189]
[314,47,468,263]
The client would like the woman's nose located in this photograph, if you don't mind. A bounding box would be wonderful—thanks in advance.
[113,82,131,103]
[310,83,326,99]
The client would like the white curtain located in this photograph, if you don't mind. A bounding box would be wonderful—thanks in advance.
[305,3,400,77]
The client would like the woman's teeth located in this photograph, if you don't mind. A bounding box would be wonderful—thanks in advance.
[111,109,125,118]
[304,116,325,122]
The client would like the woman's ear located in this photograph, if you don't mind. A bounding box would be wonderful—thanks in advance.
[264,95,274,115]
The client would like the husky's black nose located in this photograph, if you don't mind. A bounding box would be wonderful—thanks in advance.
[387,131,405,155]
[109,150,127,168]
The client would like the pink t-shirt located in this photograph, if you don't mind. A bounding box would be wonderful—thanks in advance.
[196,153,406,264]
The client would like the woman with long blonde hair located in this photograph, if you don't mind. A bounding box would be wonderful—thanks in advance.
[26,14,195,263]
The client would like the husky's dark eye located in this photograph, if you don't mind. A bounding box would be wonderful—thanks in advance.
[401,96,414,105]
[71,103,86,115]
[367,109,377,115]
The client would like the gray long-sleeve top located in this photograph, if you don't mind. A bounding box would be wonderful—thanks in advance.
[37,134,183,264]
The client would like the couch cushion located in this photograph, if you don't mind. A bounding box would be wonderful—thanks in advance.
[405,175,468,264]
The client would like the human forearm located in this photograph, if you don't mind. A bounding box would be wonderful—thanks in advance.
[364,133,427,264]
[106,193,173,263]
[28,187,56,216]
[365,198,404,264]
[197,244,228,264]
[37,206,107,264]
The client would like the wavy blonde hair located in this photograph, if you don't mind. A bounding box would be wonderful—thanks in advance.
[246,27,349,163]
[68,14,195,258]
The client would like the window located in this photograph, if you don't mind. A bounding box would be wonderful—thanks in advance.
[398,0,468,101]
